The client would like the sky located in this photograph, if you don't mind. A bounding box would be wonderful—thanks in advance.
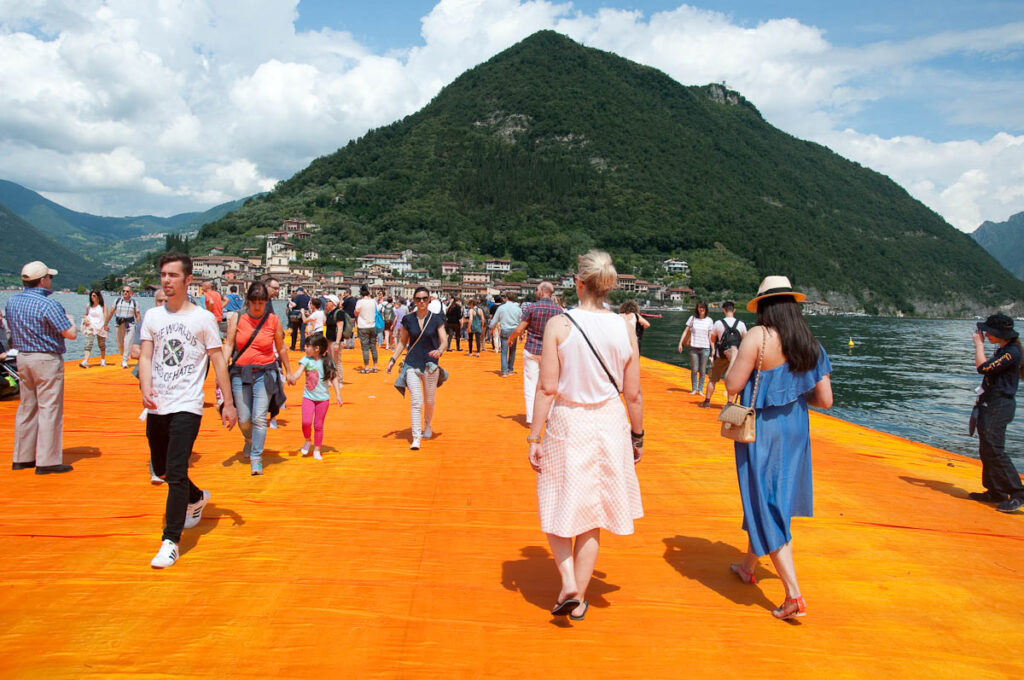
[0,1,1022,232]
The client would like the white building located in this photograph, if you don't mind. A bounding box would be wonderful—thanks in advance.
[663,258,690,275]
[485,258,511,273]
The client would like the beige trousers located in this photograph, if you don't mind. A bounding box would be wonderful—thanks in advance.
[13,352,65,467]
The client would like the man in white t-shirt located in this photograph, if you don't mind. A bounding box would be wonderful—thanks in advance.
[702,301,747,408]
[139,252,237,569]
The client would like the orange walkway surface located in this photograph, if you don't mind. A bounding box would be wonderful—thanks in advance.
[1,350,1022,678]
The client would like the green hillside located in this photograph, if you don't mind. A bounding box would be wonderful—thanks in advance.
[195,30,1024,315]
[0,203,110,288]
[0,180,252,268]
[972,211,1024,281]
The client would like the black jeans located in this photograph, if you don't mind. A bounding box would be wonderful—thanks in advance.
[977,396,1024,497]
[467,331,483,354]
[446,322,461,350]
[289,320,305,350]
[147,412,204,543]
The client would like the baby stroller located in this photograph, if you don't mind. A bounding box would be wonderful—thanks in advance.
[0,348,18,399]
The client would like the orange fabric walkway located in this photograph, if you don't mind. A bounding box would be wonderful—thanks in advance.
[0,350,1022,678]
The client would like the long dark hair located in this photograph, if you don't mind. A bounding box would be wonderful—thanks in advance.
[693,300,708,318]
[756,296,819,372]
[1008,338,1024,380]
[306,334,336,382]
[88,290,104,308]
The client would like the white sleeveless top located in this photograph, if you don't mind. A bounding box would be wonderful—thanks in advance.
[556,308,631,405]
[84,304,105,334]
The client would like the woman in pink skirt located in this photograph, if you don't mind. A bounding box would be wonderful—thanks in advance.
[527,250,644,620]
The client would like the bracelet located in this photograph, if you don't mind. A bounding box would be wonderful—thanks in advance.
[527,435,542,443]
[630,429,644,438]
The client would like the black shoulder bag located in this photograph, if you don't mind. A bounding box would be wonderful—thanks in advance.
[565,311,620,393]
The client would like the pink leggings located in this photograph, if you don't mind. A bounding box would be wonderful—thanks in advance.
[301,398,330,447]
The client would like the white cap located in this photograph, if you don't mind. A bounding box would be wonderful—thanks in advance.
[21,261,58,280]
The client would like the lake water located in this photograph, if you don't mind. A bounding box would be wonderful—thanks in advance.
[2,291,1021,466]
[639,310,1022,466]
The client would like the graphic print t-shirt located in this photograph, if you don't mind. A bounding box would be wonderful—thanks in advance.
[141,305,222,416]
[299,356,329,401]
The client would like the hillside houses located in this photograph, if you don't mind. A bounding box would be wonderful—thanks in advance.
[182,220,701,305]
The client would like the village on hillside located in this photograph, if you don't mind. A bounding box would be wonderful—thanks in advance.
[123,218,723,306]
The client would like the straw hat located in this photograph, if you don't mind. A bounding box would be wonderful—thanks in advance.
[746,275,806,313]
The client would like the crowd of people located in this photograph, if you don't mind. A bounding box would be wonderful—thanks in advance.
[4,251,1021,621]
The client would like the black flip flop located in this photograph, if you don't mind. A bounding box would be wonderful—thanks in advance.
[551,598,581,616]
[569,601,589,621]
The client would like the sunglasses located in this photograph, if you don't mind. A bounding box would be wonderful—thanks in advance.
[414,296,429,302]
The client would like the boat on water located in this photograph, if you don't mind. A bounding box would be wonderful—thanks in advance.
[0,352,1020,677]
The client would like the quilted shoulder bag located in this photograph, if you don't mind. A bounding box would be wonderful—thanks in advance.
[717,330,766,443]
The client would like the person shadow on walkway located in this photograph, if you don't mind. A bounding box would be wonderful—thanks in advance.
[501,545,621,624]
[899,475,969,500]
[662,535,776,613]
[62,446,102,465]
[179,503,246,556]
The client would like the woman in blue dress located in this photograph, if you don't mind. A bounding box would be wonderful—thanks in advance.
[724,276,833,620]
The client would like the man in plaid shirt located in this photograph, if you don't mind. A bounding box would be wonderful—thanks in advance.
[510,282,561,425]
[5,261,77,474]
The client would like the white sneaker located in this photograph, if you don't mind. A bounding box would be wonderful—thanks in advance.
[79,360,88,369]
[313,450,322,460]
[150,473,164,485]
[410,437,421,450]
[423,424,433,439]
[300,443,311,456]
[268,418,278,429]
[183,490,210,530]
[100,359,106,367]
[122,360,129,369]
[150,539,179,568]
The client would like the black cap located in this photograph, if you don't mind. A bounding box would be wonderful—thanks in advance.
[977,313,1018,340]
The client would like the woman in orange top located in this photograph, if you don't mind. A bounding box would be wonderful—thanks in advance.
[223,281,291,475]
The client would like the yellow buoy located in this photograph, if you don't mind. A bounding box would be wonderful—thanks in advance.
[848,337,855,348]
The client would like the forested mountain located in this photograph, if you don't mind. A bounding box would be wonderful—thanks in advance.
[196,30,1023,315]
[972,211,1024,281]
[0,203,109,287]
[0,180,251,269]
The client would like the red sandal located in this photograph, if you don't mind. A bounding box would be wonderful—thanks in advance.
[772,596,806,620]
[730,563,756,584]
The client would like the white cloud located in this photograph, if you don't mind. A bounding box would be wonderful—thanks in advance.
[0,0,1021,231]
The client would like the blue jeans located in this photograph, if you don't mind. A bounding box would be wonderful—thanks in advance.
[689,347,710,392]
[232,373,269,464]
[500,330,518,375]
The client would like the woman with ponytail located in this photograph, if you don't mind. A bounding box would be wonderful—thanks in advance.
[527,250,644,621]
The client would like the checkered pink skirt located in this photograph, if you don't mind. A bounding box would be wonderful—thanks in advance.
[537,398,643,537]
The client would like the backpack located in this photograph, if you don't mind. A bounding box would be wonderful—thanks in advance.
[382,304,395,324]
[374,306,385,331]
[715,318,742,356]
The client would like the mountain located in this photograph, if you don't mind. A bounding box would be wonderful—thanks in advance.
[0,180,252,268]
[972,211,1024,281]
[0,203,110,287]
[195,30,1024,315]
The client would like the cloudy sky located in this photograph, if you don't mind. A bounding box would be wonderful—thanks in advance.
[1,0,1022,231]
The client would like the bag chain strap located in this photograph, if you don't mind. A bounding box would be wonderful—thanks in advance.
[748,329,767,406]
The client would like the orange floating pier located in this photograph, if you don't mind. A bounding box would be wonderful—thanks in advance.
[0,351,1022,678]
